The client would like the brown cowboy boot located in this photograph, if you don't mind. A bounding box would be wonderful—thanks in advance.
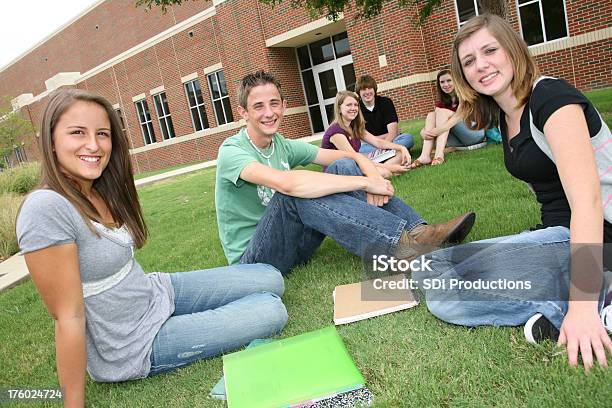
[395,212,475,260]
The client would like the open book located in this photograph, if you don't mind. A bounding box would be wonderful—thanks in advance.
[333,274,419,325]
[365,148,396,163]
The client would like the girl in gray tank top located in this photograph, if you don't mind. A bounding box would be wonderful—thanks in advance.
[16,89,287,406]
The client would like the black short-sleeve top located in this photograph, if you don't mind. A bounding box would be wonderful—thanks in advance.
[499,78,611,241]
[359,95,399,136]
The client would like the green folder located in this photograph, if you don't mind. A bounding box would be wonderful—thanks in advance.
[223,326,365,408]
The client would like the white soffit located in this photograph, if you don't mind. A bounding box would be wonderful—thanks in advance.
[266,15,346,48]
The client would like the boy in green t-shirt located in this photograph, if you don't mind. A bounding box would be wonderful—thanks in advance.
[215,71,475,274]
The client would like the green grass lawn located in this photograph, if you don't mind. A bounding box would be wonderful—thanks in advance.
[1,89,612,407]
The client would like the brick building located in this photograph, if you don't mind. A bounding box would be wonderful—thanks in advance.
[2,0,610,173]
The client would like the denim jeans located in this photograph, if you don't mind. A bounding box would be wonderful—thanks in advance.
[417,226,608,329]
[149,263,287,375]
[240,158,425,274]
[446,121,486,147]
[359,133,415,153]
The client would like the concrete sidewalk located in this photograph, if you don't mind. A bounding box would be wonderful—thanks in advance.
[0,133,323,293]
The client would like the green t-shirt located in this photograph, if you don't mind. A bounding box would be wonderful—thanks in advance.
[215,128,319,264]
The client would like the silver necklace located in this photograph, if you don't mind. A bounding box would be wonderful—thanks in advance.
[245,129,274,165]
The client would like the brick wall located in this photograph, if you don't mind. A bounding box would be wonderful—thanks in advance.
[3,0,610,173]
[0,0,212,102]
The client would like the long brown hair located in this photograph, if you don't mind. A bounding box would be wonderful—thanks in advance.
[436,69,457,108]
[333,90,366,140]
[451,14,540,129]
[36,88,148,248]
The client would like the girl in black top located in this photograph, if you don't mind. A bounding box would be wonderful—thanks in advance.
[418,14,611,371]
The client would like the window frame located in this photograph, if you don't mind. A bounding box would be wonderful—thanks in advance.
[134,99,156,145]
[516,0,569,47]
[207,70,234,126]
[152,91,176,140]
[184,78,210,132]
[114,107,127,134]
[454,0,482,27]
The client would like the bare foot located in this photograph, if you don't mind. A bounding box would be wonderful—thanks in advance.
[376,166,393,179]
[383,163,410,175]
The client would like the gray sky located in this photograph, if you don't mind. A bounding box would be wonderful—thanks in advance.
[0,0,102,69]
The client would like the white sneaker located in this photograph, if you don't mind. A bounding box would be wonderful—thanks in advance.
[602,304,612,333]
[524,313,560,345]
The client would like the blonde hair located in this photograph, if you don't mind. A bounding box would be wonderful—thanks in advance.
[332,90,366,140]
[451,14,540,129]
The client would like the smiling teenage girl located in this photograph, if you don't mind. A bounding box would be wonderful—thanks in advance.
[416,14,612,371]
[16,89,287,406]
[321,90,411,176]
[411,69,486,168]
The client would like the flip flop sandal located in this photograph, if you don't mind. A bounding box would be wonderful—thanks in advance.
[408,159,428,170]
[431,157,445,166]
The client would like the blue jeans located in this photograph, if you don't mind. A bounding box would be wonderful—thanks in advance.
[240,158,425,274]
[446,121,485,147]
[417,226,608,329]
[149,263,287,375]
[359,133,415,153]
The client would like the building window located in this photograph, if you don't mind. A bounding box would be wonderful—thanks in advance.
[114,108,127,134]
[152,92,176,140]
[518,0,568,46]
[455,0,482,26]
[134,99,156,145]
[208,70,233,126]
[184,79,210,132]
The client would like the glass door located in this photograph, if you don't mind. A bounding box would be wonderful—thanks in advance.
[296,32,356,133]
[311,55,355,130]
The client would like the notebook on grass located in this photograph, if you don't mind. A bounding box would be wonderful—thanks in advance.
[365,148,396,163]
[333,274,419,325]
[223,326,365,408]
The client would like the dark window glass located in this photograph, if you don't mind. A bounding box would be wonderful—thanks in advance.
[209,74,220,100]
[309,37,335,65]
[222,98,234,123]
[185,83,197,106]
[520,2,544,45]
[185,79,209,132]
[342,64,356,92]
[456,0,477,23]
[333,32,350,58]
[191,107,202,131]
[153,92,175,140]
[297,46,311,70]
[146,123,156,144]
[136,102,146,123]
[135,100,156,144]
[325,104,334,125]
[193,80,205,104]
[301,70,317,105]
[214,100,224,125]
[166,116,175,139]
[318,69,338,99]
[218,70,229,97]
[542,0,567,41]
[309,106,324,133]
